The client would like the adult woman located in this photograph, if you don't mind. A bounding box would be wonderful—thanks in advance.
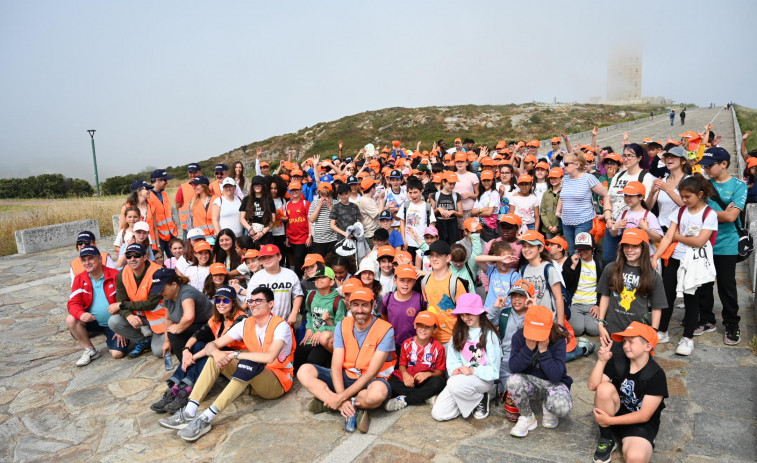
[647,146,689,231]
[188,176,216,241]
[240,176,275,246]
[268,175,289,262]
[118,180,152,230]
[233,161,246,196]
[453,153,480,228]
[603,144,655,263]
[212,229,241,271]
[556,152,607,255]
[308,182,339,256]
[211,178,243,237]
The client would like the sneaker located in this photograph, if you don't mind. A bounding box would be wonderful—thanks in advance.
[592,437,617,463]
[693,323,716,336]
[356,409,370,433]
[164,388,190,414]
[510,413,537,437]
[307,398,330,414]
[75,347,100,367]
[128,339,152,359]
[657,331,670,344]
[542,404,558,428]
[473,392,490,419]
[150,388,176,413]
[177,415,211,442]
[425,395,438,406]
[675,337,694,356]
[384,396,408,412]
[724,325,741,345]
[159,407,194,430]
[577,337,595,357]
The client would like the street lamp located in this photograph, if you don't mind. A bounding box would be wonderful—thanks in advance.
[87,129,101,196]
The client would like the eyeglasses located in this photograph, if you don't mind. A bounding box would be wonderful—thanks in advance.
[248,298,267,306]
[214,297,231,304]
[125,254,141,260]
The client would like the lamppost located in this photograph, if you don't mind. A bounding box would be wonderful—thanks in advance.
[87,130,101,196]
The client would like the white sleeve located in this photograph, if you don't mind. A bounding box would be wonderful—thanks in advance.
[290,271,304,297]
[273,320,293,360]
[703,209,719,231]
[227,318,246,341]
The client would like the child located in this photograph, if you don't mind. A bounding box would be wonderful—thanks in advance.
[652,176,717,356]
[378,210,404,250]
[470,170,500,242]
[355,259,382,316]
[285,181,311,277]
[450,219,484,297]
[597,228,665,347]
[430,171,464,245]
[517,231,565,326]
[546,236,569,272]
[376,245,396,297]
[411,226,439,273]
[116,221,155,268]
[510,175,540,231]
[228,249,260,306]
[330,183,362,242]
[495,280,535,403]
[398,179,435,257]
[421,240,468,345]
[385,311,446,411]
[540,168,563,238]
[507,305,573,437]
[164,238,184,270]
[588,322,667,463]
[294,265,346,372]
[202,263,229,299]
[114,206,140,255]
[362,227,390,263]
[184,241,213,291]
[563,233,603,337]
[475,240,521,324]
[610,181,664,255]
[431,293,501,421]
[383,169,407,229]
[533,161,550,204]
[380,264,426,350]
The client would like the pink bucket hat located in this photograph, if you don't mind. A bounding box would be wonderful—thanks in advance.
[423,226,439,237]
[451,293,486,315]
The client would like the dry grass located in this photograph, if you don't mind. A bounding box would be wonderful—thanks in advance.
[0,196,124,256]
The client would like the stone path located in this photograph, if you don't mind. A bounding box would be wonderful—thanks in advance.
[1,107,755,462]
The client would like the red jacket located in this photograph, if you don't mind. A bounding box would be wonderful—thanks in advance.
[67,267,119,320]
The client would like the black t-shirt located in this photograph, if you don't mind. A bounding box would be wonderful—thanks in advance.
[240,196,275,224]
[603,357,668,430]
[597,262,667,335]
[434,191,460,220]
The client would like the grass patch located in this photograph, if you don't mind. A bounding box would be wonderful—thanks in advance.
[734,104,757,153]
[749,335,757,356]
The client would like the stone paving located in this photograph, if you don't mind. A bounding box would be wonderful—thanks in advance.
[1,107,756,462]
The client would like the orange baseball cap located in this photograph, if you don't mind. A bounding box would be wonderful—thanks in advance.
[619,228,650,245]
[603,153,622,164]
[621,181,646,196]
[209,262,227,275]
[463,217,483,232]
[467,152,477,162]
[517,230,546,246]
[581,145,596,153]
[454,153,467,162]
[360,177,377,191]
[747,158,757,169]
[480,170,494,181]
[289,181,302,190]
[350,288,375,303]
[454,137,462,143]
[524,155,537,164]
[523,305,554,341]
[291,169,304,177]
[356,171,369,179]
[301,253,325,269]
[547,236,569,252]
[526,140,540,148]
[517,174,533,184]
[244,249,260,260]
[481,157,494,166]
[377,246,396,259]
[414,311,437,327]
[535,161,550,170]
[432,173,443,184]
[517,141,526,147]
[548,167,564,178]
[443,171,459,183]
[280,174,290,182]
[341,278,363,295]
[260,161,270,167]
[550,137,561,144]
[393,250,412,263]
[611,321,659,356]
[499,213,523,227]
[391,140,401,147]
[318,182,333,191]
[585,153,595,162]
[193,241,211,253]
[495,140,507,149]
[508,279,536,297]
[394,264,418,280]
[259,244,280,256]
[642,137,653,144]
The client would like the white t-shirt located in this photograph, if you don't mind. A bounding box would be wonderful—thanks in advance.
[656,175,689,228]
[227,316,293,362]
[184,265,210,292]
[509,194,540,225]
[114,229,134,249]
[271,197,286,237]
[534,181,549,205]
[669,206,719,260]
[453,171,480,210]
[384,187,407,227]
[212,196,243,236]
[607,170,656,220]
[247,267,304,319]
[397,200,435,248]
[175,256,191,275]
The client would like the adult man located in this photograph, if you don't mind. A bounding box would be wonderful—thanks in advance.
[147,169,179,256]
[247,244,303,326]
[69,230,115,285]
[210,163,243,198]
[545,136,567,163]
[176,163,203,241]
[67,246,128,366]
[107,243,165,358]
[160,286,295,442]
[298,288,396,433]
[447,137,465,154]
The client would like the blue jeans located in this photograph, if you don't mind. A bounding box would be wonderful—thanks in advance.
[562,219,593,255]
[167,342,208,387]
[526,223,535,231]
[84,321,128,352]
[311,364,392,401]
[603,228,621,265]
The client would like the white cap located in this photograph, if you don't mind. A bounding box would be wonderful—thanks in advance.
[355,258,378,277]
[133,221,150,232]
[187,228,205,240]
[221,177,236,187]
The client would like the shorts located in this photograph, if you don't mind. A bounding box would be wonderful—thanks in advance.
[84,320,128,353]
[611,422,658,448]
[311,364,392,401]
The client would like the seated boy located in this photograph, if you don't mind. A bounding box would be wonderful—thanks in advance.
[588,322,668,463]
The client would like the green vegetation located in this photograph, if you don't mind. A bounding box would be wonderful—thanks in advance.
[0,174,94,199]
[734,104,757,154]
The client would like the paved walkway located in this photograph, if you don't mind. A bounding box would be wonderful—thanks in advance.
[1,107,755,462]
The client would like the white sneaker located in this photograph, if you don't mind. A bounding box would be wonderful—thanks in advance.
[542,405,558,428]
[384,396,408,412]
[510,413,537,437]
[675,337,694,356]
[657,331,670,344]
[425,395,438,406]
[76,347,100,367]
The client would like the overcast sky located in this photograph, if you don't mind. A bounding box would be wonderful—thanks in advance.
[1,0,755,183]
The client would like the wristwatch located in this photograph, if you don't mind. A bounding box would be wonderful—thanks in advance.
[233,351,239,360]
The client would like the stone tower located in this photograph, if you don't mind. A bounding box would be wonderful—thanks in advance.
[607,44,642,103]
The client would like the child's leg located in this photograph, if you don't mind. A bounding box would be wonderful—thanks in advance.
[506,373,548,417]
[570,304,587,336]
[431,384,460,421]
[432,374,490,420]
[659,258,680,333]
[543,383,573,417]
[682,292,701,339]
[404,376,446,405]
[621,436,654,463]
[593,381,620,440]
[387,376,414,399]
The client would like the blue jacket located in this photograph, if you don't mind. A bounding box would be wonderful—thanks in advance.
[509,328,572,389]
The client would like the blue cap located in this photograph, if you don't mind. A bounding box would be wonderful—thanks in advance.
[214,285,237,300]
[187,163,201,172]
[344,157,353,164]
[189,175,210,186]
[77,230,96,243]
[149,267,177,295]
[151,169,173,180]
[215,163,229,172]
[125,243,146,256]
[79,245,100,257]
[379,210,393,220]
[130,180,154,192]
[320,174,334,183]
[698,147,730,166]
[389,169,403,179]
[347,176,359,185]
[331,156,339,161]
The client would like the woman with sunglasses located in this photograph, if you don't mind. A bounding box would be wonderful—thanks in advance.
[556,152,607,255]
[151,284,245,414]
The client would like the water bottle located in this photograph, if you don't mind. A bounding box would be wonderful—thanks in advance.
[164,353,173,371]
[344,398,356,432]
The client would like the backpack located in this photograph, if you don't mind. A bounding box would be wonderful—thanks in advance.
[615,169,650,184]
[433,191,460,215]
[421,273,464,301]
[709,185,753,262]
[464,261,483,289]
[306,290,343,316]
[520,262,572,321]
[401,200,434,225]
[676,205,717,247]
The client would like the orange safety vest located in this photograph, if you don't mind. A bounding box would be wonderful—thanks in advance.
[70,252,110,277]
[210,179,222,197]
[341,316,396,380]
[177,182,195,230]
[146,190,178,244]
[190,195,217,237]
[122,262,166,334]
[242,315,295,392]
[208,310,247,351]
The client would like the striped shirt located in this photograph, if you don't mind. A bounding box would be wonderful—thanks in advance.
[572,259,597,305]
[308,196,338,244]
[560,174,599,225]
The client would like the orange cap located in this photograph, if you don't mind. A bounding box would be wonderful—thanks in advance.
[547,236,568,252]
[360,177,377,191]
[454,137,462,143]
[517,230,546,246]
[526,140,540,148]
[509,279,536,297]
[209,262,227,275]
[341,277,363,295]
[621,181,646,196]
[585,153,595,162]
[517,174,533,184]
[747,158,757,168]
[289,181,302,190]
[280,174,290,182]
[642,137,653,144]
[443,171,459,183]
[350,288,375,303]
[620,228,650,245]
[603,153,622,164]
[463,217,483,232]
[392,140,401,147]
[318,182,333,191]
[550,137,561,144]
[454,153,467,162]
[581,145,596,153]
[611,321,659,356]
[523,305,554,341]
[301,253,325,269]
[414,311,437,327]
[499,213,523,227]
[193,241,211,253]
[260,161,270,167]
[393,250,412,263]
[467,152,477,162]
[535,161,550,170]
[495,140,507,149]
[480,170,495,181]
[524,155,537,164]
[548,167,564,178]
[356,171,369,179]
[244,249,260,260]
[291,169,304,177]
[481,157,494,166]
[394,264,418,280]
[517,141,526,147]
[432,173,443,184]
[377,245,396,259]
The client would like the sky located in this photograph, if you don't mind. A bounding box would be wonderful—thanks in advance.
[1,0,755,183]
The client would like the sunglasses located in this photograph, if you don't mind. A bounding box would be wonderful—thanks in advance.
[215,172,224,177]
[76,241,92,246]
[214,297,231,304]
[125,254,141,260]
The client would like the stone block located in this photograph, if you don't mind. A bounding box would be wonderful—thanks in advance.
[112,214,120,235]
[749,220,757,289]
[14,219,99,255]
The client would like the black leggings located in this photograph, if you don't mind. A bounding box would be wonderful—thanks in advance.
[272,234,287,267]
[311,241,336,258]
[293,343,332,374]
[660,257,712,337]
[289,243,308,278]
[387,375,446,405]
